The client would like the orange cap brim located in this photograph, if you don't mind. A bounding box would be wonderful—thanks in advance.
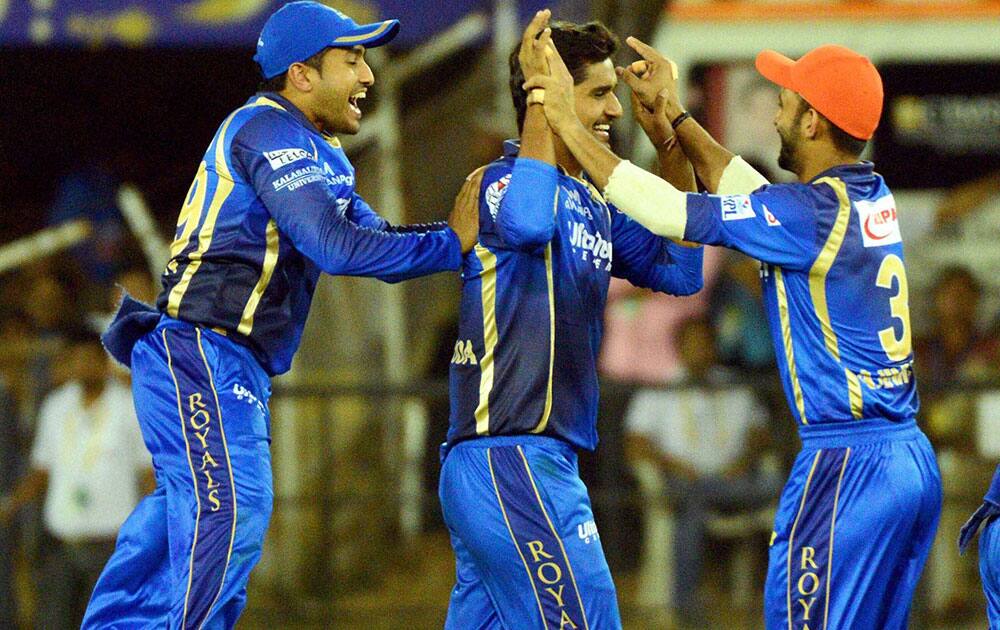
[755,50,795,91]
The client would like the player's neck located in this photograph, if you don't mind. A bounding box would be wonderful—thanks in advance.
[796,148,860,183]
[279,90,323,133]
[554,141,584,179]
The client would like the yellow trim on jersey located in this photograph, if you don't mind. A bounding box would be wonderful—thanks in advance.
[170,161,209,261]
[787,450,822,630]
[195,329,238,627]
[518,446,591,630]
[775,267,808,424]
[162,329,202,628]
[488,448,549,628]
[166,98,286,318]
[474,245,498,435]
[531,242,556,434]
[808,177,852,361]
[810,177,865,418]
[237,219,281,335]
[824,448,851,629]
[845,368,864,419]
[333,21,393,44]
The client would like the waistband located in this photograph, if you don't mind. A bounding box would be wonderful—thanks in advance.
[799,418,921,449]
[440,434,576,463]
[156,316,269,384]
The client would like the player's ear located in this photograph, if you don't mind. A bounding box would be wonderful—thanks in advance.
[803,108,821,140]
[286,63,313,93]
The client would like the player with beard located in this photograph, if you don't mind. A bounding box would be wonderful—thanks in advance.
[438,12,703,629]
[84,3,478,628]
[524,38,941,629]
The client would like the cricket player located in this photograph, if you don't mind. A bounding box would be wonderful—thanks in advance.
[960,465,1000,627]
[439,13,704,629]
[524,33,942,629]
[83,2,478,628]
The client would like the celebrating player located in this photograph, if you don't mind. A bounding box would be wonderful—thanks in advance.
[438,12,704,629]
[83,2,478,628]
[524,34,942,629]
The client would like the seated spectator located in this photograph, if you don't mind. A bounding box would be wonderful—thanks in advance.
[0,330,152,629]
[625,316,780,627]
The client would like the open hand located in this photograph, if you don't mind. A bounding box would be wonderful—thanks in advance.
[521,41,578,136]
[518,9,553,82]
[449,167,485,254]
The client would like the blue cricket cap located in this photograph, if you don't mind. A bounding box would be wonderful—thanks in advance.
[254,1,400,79]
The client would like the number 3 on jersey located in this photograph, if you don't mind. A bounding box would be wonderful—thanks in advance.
[876,254,912,361]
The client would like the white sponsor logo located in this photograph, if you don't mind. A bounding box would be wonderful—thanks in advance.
[264,148,310,170]
[485,174,511,220]
[272,166,325,192]
[763,204,781,227]
[855,195,902,248]
[561,186,593,219]
[578,520,600,544]
[569,221,613,271]
[322,162,354,186]
[720,194,755,221]
[232,383,266,413]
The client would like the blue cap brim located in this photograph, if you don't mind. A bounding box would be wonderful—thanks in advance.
[331,19,400,48]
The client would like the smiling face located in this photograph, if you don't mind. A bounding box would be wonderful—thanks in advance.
[304,45,374,135]
[573,58,623,146]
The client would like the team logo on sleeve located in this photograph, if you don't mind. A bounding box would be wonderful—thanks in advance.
[720,195,755,221]
[763,204,781,226]
[264,148,310,170]
[485,174,511,220]
[855,195,902,247]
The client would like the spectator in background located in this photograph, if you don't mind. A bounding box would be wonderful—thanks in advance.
[0,331,152,629]
[624,316,780,627]
[916,265,1000,619]
[708,251,775,372]
[0,374,22,628]
[600,247,722,384]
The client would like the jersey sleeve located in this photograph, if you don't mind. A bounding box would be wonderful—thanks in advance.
[683,184,819,270]
[611,205,704,296]
[348,193,450,234]
[493,157,559,253]
[231,110,461,280]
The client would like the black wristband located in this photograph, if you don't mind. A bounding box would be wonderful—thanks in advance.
[670,111,691,130]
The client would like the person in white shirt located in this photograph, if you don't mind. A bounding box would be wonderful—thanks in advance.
[625,316,781,627]
[0,331,152,629]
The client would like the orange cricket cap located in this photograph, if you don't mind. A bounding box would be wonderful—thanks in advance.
[755,44,883,141]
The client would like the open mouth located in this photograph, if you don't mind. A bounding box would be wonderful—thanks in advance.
[348,91,366,118]
[593,123,611,141]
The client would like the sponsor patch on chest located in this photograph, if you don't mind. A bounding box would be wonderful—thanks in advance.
[264,148,310,170]
[855,195,902,247]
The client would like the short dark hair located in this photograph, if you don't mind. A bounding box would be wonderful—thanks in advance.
[258,47,330,92]
[508,21,619,132]
[793,97,867,158]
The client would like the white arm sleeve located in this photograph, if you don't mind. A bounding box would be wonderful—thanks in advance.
[603,160,687,239]
[717,156,771,195]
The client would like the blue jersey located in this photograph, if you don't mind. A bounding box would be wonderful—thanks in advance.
[157,92,461,375]
[447,142,704,451]
[684,162,917,426]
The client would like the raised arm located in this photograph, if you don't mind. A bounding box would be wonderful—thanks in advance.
[232,110,467,280]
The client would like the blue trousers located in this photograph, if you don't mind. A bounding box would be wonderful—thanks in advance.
[439,435,620,630]
[981,516,1000,628]
[83,320,272,629]
[764,419,941,630]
